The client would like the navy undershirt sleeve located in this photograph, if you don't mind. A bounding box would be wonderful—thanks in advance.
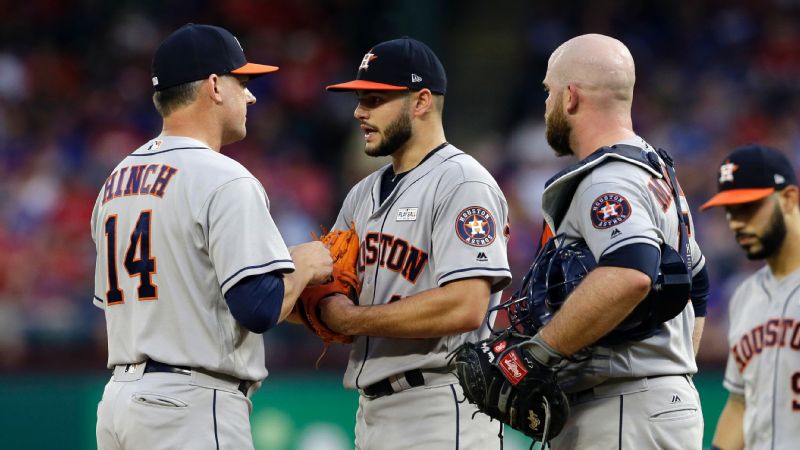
[689,265,709,317]
[597,243,661,283]
[225,273,284,334]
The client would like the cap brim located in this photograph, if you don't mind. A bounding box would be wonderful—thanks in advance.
[700,188,775,211]
[230,62,279,76]
[326,80,409,91]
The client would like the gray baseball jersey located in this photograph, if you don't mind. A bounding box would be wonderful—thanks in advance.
[541,137,705,392]
[723,265,800,449]
[332,144,512,390]
[91,135,294,382]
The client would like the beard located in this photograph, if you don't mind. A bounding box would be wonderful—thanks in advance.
[740,202,787,260]
[545,101,574,157]
[366,108,413,158]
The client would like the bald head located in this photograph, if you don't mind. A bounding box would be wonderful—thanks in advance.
[546,34,635,103]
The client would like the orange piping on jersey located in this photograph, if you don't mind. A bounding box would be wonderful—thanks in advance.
[138,164,159,195]
[103,171,118,204]
[113,167,128,198]
[385,238,410,272]
[126,210,159,301]
[124,165,148,195]
[104,214,125,306]
[648,178,672,212]
[149,165,179,198]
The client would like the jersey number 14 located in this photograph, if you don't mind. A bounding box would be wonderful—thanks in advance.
[104,211,158,304]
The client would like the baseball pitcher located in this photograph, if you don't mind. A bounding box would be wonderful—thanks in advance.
[317,38,512,449]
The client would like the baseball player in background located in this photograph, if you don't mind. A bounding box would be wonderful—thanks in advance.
[92,24,332,450]
[524,34,709,449]
[318,37,512,448]
[702,145,800,450]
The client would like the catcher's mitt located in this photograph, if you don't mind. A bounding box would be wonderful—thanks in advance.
[452,330,569,443]
[295,224,361,345]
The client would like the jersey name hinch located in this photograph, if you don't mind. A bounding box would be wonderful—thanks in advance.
[357,231,429,283]
[102,163,179,204]
[732,317,800,371]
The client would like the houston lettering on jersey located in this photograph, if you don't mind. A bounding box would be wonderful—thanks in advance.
[103,164,179,204]
[732,318,800,372]
[357,232,428,283]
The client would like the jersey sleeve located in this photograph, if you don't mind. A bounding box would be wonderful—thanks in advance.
[723,288,746,395]
[684,205,706,275]
[205,177,295,295]
[575,177,661,260]
[432,181,511,292]
[91,193,107,310]
[332,183,359,231]
[722,349,745,395]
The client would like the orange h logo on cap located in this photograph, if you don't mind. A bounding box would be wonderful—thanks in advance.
[719,161,738,183]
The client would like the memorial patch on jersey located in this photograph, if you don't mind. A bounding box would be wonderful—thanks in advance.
[590,193,632,229]
[455,206,496,247]
[396,207,418,221]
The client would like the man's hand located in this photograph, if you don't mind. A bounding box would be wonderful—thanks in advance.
[319,293,358,335]
[289,241,333,286]
[279,242,333,322]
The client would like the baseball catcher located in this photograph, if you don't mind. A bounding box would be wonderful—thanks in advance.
[498,231,691,347]
[452,329,569,444]
[295,224,361,345]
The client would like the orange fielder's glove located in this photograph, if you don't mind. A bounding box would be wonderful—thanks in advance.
[295,224,361,345]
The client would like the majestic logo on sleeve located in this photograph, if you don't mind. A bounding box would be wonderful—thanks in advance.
[590,193,632,229]
[455,206,497,247]
[719,161,738,183]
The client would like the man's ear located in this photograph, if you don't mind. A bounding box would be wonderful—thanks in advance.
[564,84,579,114]
[412,88,434,117]
[206,74,223,103]
[780,185,800,212]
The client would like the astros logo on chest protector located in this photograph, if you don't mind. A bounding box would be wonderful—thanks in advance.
[455,206,497,247]
[590,193,632,229]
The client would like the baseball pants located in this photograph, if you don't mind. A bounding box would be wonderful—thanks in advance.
[550,374,703,450]
[355,381,503,450]
[96,365,254,450]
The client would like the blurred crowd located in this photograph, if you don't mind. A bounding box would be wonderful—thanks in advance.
[1,0,799,372]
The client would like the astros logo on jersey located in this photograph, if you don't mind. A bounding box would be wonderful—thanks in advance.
[359,52,378,71]
[455,206,496,247]
[590,193,632,229]
[719,160,738,183]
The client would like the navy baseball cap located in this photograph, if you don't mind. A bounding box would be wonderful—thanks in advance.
[700,144,798,210]
[326,37,446,94]
[151,23,278,91]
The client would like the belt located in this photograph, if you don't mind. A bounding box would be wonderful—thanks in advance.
[567,373,688,406]
[362,369,425,399]
[143,360,253,397]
